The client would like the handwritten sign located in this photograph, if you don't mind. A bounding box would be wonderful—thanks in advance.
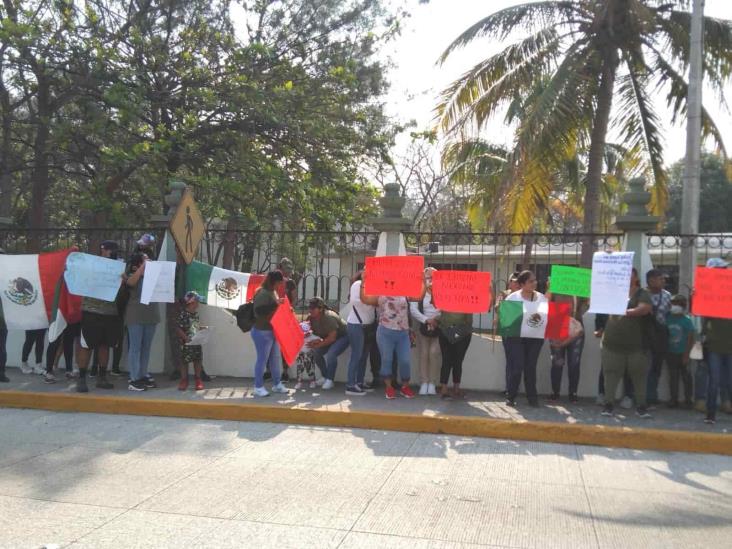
[546,302,572,339]
[64,252,126,302]
[271,296,304,366]
[588,251,634,315]
[692,267,732,319]
[431,270,491,313]
[140,261,176,305]
[550,265,591,298]
[364,255,424,297]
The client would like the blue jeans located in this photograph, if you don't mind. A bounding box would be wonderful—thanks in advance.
[694,359,708,401]
[312,334,350,381]
[346,323,368,387]
[706,351,732,416]
[0,327,7,369]
[127,323,157,382]
[646,351,665,403]
[251,328,281,388]
[376,325,411,382]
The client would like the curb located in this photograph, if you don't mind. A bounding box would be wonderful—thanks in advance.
[0,390,730,455]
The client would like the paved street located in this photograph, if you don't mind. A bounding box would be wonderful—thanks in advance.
[0,409,730,548]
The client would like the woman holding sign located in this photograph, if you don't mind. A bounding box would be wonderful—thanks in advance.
[360,271,425,400]
[410,268,441,396]
[251,271,289,397]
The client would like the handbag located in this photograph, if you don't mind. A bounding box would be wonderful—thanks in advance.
[417,296,439,338]
[690,341,704,361]
[442,324,471,345]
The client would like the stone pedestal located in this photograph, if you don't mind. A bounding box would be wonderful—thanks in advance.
[614,177,659,276]
[370,183,411,256]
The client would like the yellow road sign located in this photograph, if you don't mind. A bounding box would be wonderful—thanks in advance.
[169,189,205,264]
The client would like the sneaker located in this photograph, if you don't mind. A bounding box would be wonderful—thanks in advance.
[20,362,33,374]
[271,382,288,394]
[194,377,204,391]
[143,376,157,388]
[427,383,437,395]
[110,368,123,377]
[595,393,605,406]
[345,385,365,396]
[178,377,189,391]
[128,380,146,392]
[77,377,88,393]
[704,414,716,425]
[601,404,614,417]
[419,383,429,396]
[315,378,326,387]
[43,372,57,384]
[360,383,374,393]
[636,407,652,419]
[294,381,304,390]
[385,386,397,399]
[96,377,114,390]
[620,396,633,410]
[253,386,269,397]
[569,393,579,404]
[321,379,334,390]
[32,363,45,375]
[400,385,415,399]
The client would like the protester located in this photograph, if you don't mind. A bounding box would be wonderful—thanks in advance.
[701,258,732,424]
[294,321,319,389]
[176,291,205,391]
[437,310,472,400]
[346,271,377,393]
[547,293,585,403]
[43,323,80,383]
[0,248,7,382]
[665,294,695,408]
[504,270,545,407]
[20,329,46,375]
[307,297,351,392]
[600,268,653,418]
[645,268,672,405]
[594,313,635,408]
[124,235,161,392]
[76,240,123,393]
[410,268,441,395]
[251,270,288,397]
[497,272,520,396]
[269,257,298,382]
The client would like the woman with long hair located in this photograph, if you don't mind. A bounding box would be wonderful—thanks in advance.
[251,271,289,397]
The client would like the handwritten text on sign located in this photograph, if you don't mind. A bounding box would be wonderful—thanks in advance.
[364,255,424,297]
[431,270,491,313]
[692,267,732,319]
[550,265,592,298]
[271,297,304,366]
[588,251,634,315]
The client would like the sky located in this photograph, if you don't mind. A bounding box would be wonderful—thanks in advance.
[382,0,732,165]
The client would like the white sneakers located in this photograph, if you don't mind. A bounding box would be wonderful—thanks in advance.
[253,387,270,397]
[32,364,45,375]
[315,378,326,387]
[43,372,57,384]
[20,362,33,374]
[419,383,438,395]
[321,379,334,390]
[271,383,288,394]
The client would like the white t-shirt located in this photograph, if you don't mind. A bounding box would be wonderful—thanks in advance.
[347,280,376,325]
[505,290,547,304]
[409,293,440,323]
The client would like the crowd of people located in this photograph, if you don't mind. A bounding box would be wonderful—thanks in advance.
[1,242,731,426]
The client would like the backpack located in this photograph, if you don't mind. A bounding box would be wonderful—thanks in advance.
[235,302,255,333]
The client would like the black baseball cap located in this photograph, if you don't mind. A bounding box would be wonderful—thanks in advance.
[100,240,119,251]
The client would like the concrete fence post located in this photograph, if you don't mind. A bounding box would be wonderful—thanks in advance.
[614,177,659,278]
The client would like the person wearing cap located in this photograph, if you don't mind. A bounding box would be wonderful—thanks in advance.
[75,240,124,393]
[124,234,160,392]
[0,248,8,382]
[306,297,350,392]
[700,257,732,424]
[175,291,205,391]
[250,271,288,397]
[644,268,672,406]
[665,294,695,408]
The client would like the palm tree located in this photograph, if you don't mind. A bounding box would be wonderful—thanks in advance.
[437,0,732,265]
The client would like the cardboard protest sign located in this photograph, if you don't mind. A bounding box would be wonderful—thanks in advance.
[140,261,176,304]
[271,296,304,366]
[549,265,592,298]
[692,267,732,319]
[431,270,491,313]
[245,274,266,302]
[588,251,634,315]
[64,252,126,302]
[364,255,424,297]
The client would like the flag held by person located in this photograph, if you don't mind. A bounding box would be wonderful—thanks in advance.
[498,301,570,339]
[185,261,259,309]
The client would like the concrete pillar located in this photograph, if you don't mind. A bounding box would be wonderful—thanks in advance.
[614,177,659,277]
[370,183,411,257]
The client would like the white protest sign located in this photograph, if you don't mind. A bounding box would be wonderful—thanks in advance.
[186,327,211,346]
[588,251,634,315]
[140,261,176,305]
[64,252,126,302]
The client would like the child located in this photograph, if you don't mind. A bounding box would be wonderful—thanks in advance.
[176,291,206,391]
[294,321,320,389]
[665,294,695,408]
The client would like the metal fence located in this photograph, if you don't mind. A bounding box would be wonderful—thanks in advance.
[2,227,731,330]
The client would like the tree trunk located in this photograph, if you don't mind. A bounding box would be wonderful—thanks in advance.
[520,234,534,271]
[28,79,51,251]
[580,58,617,268]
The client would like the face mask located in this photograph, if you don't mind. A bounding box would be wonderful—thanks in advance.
[670,305,684,314]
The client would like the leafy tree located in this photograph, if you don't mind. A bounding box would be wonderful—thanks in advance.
[437,0,732,265]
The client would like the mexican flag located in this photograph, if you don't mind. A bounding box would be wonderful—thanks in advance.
[498,300,571,339]
[47,276,82,342]
[0,249,75,330]
[185,261,263,309]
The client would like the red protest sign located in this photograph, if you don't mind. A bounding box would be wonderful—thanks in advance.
[270,296,304,366]
[245,274,266,302]
[364,255,424,298]
[431,270,491,313]
[692,267,732,319]
[545,302,571,339]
